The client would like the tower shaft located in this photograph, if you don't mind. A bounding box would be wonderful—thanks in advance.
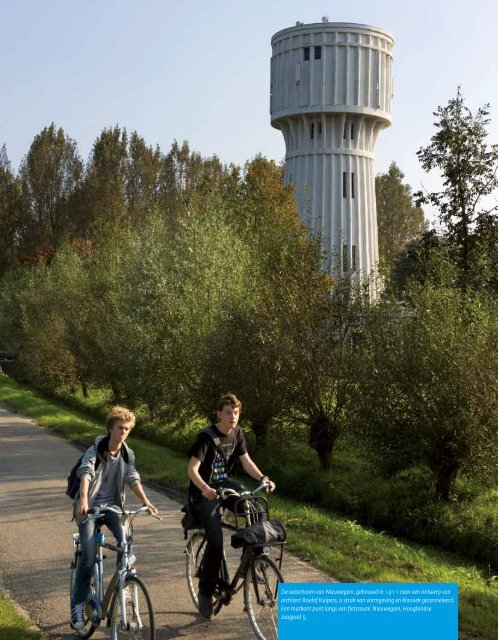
[270,22,394,279]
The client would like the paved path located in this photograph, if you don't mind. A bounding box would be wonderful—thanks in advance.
[0,404,333,639]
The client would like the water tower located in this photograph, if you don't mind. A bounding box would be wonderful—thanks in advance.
[270,20,393,281]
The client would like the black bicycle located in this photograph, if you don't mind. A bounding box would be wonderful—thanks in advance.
[185,483,285,640]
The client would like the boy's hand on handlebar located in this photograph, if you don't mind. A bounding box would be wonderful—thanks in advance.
[79,496,89,516]
[144,500,159,516]
[264,479,276,493]
[202,485,218,501]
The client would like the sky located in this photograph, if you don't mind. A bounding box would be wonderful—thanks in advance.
[2,0,498,226]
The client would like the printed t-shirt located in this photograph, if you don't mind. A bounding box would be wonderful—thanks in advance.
[187,425,247,500]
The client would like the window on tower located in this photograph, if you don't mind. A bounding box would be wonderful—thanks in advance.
[310,123,314,140]
[342,172,347,198]
[304,47,310,61]
[351,172,355,198]
[314,46,322,60]
[318,122,322,136]
[343,120,355,141]
[352,245,357,271]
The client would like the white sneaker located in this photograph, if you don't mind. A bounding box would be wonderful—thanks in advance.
[70,602,85,630]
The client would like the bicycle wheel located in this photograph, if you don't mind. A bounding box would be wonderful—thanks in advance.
[109,575,154,640]
[69,550,96,639]
[244,555,283,640]
[185,532,223,616]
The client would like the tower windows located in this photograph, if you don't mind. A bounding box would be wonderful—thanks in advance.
[343,120,355,140]
[310,121,322,140]
[303,46,321,60]
[343,171,355,198]
[352,245,357,271]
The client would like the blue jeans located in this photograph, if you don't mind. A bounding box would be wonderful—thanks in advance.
[72,510,125,605]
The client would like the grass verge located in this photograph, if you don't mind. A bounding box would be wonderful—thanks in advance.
[0,373,497,639]
[0,594,40,640]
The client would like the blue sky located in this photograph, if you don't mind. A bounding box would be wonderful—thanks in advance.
[2,0,498,225]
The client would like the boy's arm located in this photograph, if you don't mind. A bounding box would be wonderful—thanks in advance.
[239,453,276,492]
[188,456,217,500]
[79,477,90,516]
[131,482,159,515]
[77,445,97,481]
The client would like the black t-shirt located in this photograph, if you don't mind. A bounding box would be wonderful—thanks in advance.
[187,425,247,500]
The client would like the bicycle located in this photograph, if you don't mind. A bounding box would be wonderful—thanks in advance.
[185,483,285,640]
[69,505,162,639]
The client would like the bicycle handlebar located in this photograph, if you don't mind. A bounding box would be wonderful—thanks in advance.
[82,505,162,524]
[217,482,271,501]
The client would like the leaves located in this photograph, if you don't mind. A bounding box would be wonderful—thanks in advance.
[415,88,498,285]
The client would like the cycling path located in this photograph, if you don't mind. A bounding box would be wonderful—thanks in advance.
[0,403,334,639]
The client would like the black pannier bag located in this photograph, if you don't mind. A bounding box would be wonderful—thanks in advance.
[181,503,201,538]
[231,519,286,548]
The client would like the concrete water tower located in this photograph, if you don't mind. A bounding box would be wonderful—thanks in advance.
[270,20,393,281]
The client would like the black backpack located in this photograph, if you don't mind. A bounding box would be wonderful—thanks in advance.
[66,453,100,499]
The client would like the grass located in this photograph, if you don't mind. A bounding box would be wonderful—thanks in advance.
[0,594,40,640]
[0,373,497,639]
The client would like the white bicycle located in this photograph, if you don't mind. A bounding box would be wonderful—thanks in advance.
[69,505,161,639]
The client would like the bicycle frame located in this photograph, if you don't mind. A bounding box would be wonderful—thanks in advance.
[73,506,157,632]
[212,490,285,604]
[185,483,284,640]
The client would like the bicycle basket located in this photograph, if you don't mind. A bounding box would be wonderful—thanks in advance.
[230,519,286,549]
[233,495,268,528]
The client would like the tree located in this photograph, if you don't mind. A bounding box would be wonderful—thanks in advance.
[416,88,498,285]
[0,145,23,274]
[159,140,224,230]
[276,277,366,471]
[376,162,426,272]
[18,124,83,256]
[196,156,332,451]
[125,132,163,225]
[357,280,498,500]
[78,126,128,234]
[392,229,453,291]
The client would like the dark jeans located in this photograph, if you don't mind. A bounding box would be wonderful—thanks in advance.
[190,479,244,597]
[72,510,125,605]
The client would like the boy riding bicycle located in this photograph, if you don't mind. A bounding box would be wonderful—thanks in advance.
[187,393,275,620]
[70,406,158,630]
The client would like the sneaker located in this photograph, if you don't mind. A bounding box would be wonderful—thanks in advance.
[198,592,214,620]
[70,602,85,630]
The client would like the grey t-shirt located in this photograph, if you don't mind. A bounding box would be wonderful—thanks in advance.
[93,454,120,506]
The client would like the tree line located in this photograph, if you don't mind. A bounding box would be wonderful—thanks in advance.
[1,89,497,505]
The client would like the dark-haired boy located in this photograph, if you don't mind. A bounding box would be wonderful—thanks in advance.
[187,393,275,619]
